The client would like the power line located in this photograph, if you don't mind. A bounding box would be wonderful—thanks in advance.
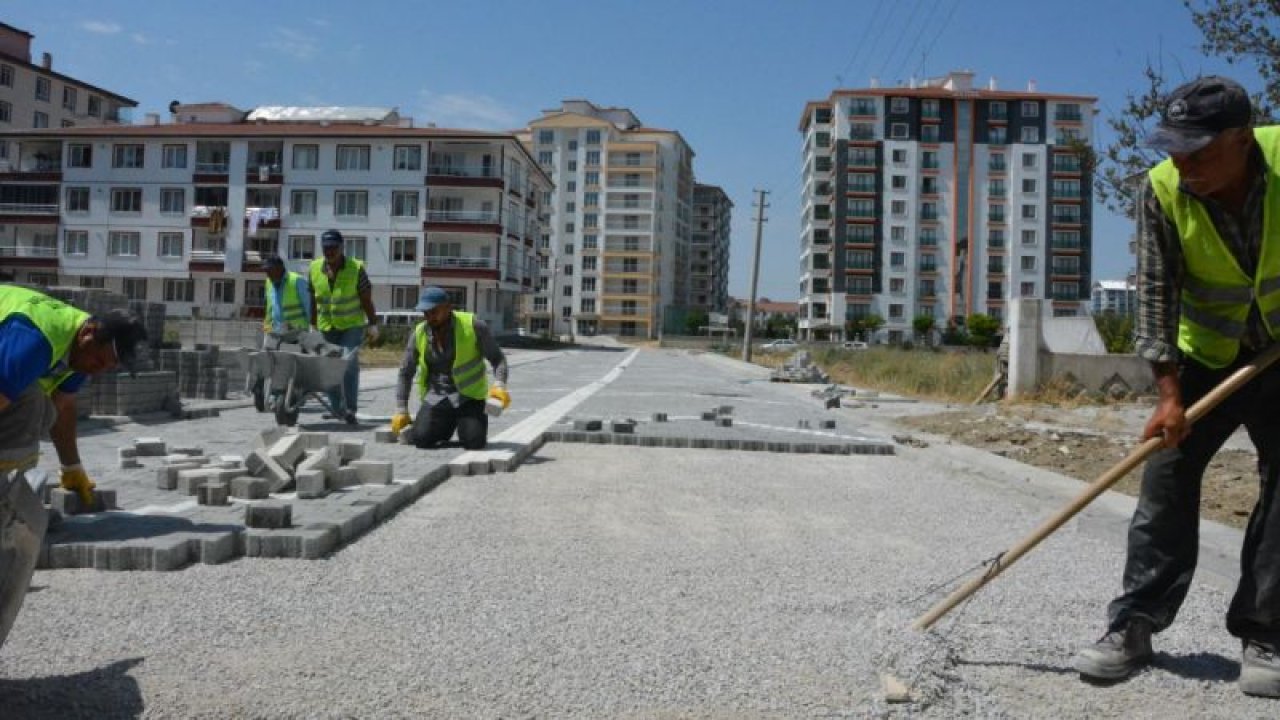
[914,0,961,79]
[836,0,889,86]
[876,0,929,81]
[895,0,945,82]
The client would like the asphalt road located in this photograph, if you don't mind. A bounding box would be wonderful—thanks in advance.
[0,346,1269,718]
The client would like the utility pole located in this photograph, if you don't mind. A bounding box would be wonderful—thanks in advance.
[742,189,769,363]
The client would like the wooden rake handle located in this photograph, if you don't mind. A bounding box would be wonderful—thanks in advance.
[912,341,1280,632]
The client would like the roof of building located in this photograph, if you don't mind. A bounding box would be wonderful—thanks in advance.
[0,46,137,107]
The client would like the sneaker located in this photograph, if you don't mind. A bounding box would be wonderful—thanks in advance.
[1241,639,1280,697]
[1073,618,1154,681]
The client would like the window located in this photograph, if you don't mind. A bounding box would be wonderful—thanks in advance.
[63,230,88,256]
[162,144,188,169]
[391,286,418,309]
[568,140,578,152]
[586,150,600,165]
[391,236,417,263]
[989,228,1006,247]
[122,278,147,301]
[1020,255,1037,271]
[889,277,906,293]
[989,101,1007,120]
[890,97,909,113]
[565,201,576,213]
[0,100,10,123]
[1022,178,1038,194]
[989,153,1006,171]
[582,256,597,271]
[922,99,940,117]
[921,150,939,169]
[850,122,875,140]
[164,279,195,302]
[891,148,907,164]
[290,190,317,216]
[585,171,599,186]
[35,77,50,101]
[62,86,77,111]
[891,175,907,190]
[1020,281,1036,297]
[0,65,11,87]
[989,179,1006,197]
[292,144,319,170]
[111,188,142,213]
[989,204,1006,222]
[583,191,598,207]
[887,304,904,320]
[210,279,236,304]
[33,112,48,128]
[921,177,939,195]
[344,236,367,261]
[392,191,419,217]
[108,231,140,257]
[583,213,598,228]
[582,235,598,251]
[1022,229,1038,245]
[921,125,940,142]
[537,150,552,165]
[890,199,906,217]
[393,145,422,171]
[850,147,876,166]
[87,96,101,117]
[1022,152,1037,168]
[65,187,89,213]
[890,123,909,140]
[586,130,601,144]
[336,145,370,170]
[890,251,905,268]
[334,190,368,217]
[1021,126,1040,143]
[890,226,906,242]
[113,144,144,169]
[160,188,185,214]
[538,130,554,144]
[1021,101,1040,117]
[567,160,577,172]
[159,232,184,258]
[989,127,1007,144]
[80,276,105,289]
[1021,204,1037,220]
[581,277,597,291]
[287,234,317,260]
[920,202,938,220]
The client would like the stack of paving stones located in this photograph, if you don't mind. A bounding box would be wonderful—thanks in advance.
[82,371,181,417]
[158,345,229,400]
[770,350,831,383]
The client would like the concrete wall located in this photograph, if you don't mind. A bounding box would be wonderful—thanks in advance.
[1007,298,1153,399]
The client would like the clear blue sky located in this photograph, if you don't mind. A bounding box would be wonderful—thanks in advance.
[6,1,1261,301]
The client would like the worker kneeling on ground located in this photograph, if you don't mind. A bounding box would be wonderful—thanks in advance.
[0,285,147,505]
[391,287,508,450]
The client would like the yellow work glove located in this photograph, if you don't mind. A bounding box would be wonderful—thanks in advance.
[60,464,96,508]
[391,411,413,434]
[488,384,511,409]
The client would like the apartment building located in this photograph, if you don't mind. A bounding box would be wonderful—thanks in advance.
[518,100,694,338]
[0,21,136,137]
[0,103,550,331]
[1091,279,1136,315]
[797,70,1096,344]
[691,183,732,314]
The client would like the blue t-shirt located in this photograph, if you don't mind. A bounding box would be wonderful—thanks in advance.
[0,314,85,399]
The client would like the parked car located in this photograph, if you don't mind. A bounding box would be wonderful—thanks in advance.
[760,339,799,352]
[841,340,869,350]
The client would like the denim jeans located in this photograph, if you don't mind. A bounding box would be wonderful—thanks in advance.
[323,326,365,415]
[1108,350,1280,642]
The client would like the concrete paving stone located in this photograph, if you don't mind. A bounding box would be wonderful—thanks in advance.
[245,502,292,529]
[48,488,80,515]
[332,504,377,543]
[690,438,713,449]
[218,454,244,465]
[297,432,330,450]
[715,417,734,427]
[243,524,337,559]
[816,443,843,454]
[610,421,635,433]
[331,466,360,490]
[701,411,716,421]
[184,531,240,565]
[572,419,603,431]
[766,441,791,453]
[296,470,328,499]
[163,455,208,466]
[267,434,307,471]
[119,458,141,469]
[169,446,204,456]
[297,446,338,477]
[257,426,284,449]
[93,489,117,511]
[412,466,451,496]
[615,434,638,446]
[334,438,366,463]
[792,443,816,454]
[197,481,230,506]
[651,412,668,422]
[133,438,167,456]
[117,447,137,459]
[247,448,293,492]
[662,436,690,448]
[639,436,661,447]
[374,428,397,443]
[717,405,734,416]
[821,419,837,429]
[229,476,270,500]
[177,468,240,495]
[741,440,766,452]
[798,420,811,429]
[349,459,393,484]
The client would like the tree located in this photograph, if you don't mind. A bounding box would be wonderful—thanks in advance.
[966,313,1002,348]
[1094,311,1136,353]
[912,314,937,346]
[683,309,708,336]
[861,314,885,342]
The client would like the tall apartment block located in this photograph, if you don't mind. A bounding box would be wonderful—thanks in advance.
[797,70,1095,343]
[0,103,550,330]
[691,183,732,314]
[519,100,694,338]
[0,22,136,134]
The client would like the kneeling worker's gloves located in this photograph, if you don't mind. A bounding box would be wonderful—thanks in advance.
[60,464,96,507]
[488,383,511,409]
[391,410,413,434]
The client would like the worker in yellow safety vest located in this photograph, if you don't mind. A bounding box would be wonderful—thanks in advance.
[308,229,378,424]
[261,255,311,339]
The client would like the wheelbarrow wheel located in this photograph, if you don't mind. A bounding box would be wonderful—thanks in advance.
[252,378,266,412]
[274,406,298,427]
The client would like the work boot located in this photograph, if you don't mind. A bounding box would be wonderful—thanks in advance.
[1240,639,1280,697]
[344,411,357,425]
[1073,618,1154,681]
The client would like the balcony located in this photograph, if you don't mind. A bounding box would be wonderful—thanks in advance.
[0,203,59,215]
[0,242,57,258]
[602,304,648,317]
[423,255,496,270]
[195,162,229,174]
[427,164,503,188]
[246,163,284,184]
[1055,109,1084,122]
[425,208,500,229]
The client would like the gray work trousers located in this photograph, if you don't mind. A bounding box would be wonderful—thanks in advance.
[0,386,56,472]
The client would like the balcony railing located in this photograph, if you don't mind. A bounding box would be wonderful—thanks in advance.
[0,203,59,215]
[602,304,647,316]
[195,162,230,173]
[425,209,500,224]
[427,164,500,178]
[423,255,496,269]
[1055,111,1083,122]
[4,158,62,172]
[0,243,57,257]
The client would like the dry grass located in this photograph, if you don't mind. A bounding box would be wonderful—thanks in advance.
[749,346,996,403]
[360,346,404,368]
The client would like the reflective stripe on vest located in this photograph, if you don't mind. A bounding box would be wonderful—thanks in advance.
[0,285,89,396]
[1148,125,1280,368]
[265,272,309,330]
[309,257,366,331]
[414,311,489,400]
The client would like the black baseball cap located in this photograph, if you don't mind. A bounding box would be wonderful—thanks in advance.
[262,255,286,271]
[1145,76,1252,154]
[320,229,344,247]
[93,309,148,375]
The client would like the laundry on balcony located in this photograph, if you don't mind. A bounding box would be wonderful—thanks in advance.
[246,206,279,235]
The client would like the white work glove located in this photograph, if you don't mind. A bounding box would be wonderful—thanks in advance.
[365,324,380,343]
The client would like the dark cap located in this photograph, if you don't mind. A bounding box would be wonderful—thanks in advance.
[1145,76,1252,154]
[415,286,449,312]
[262,255,286,271]
[320,229,344,247]
[93,309,148,376]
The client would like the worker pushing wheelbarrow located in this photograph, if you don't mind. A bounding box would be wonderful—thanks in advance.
[243,331,353,427]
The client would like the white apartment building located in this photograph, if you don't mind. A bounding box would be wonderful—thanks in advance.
[0,103,550,330]
[797,71,1096,344]
[0,22,136,137]
[1091,279,1136,315]
[691,183,732,314]
[518,100,694,339]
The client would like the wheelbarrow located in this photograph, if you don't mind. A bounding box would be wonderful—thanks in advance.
[242,331,353,426]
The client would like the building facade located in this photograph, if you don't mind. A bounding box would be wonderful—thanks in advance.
[518,100,695,338]
[0,103,550,330]
[0,22,136,137]
[1091,279,1136,315]
[797,70,1096,343]
[691,183,731,314]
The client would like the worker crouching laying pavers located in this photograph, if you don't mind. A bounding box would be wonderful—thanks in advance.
[391,286,509,450]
